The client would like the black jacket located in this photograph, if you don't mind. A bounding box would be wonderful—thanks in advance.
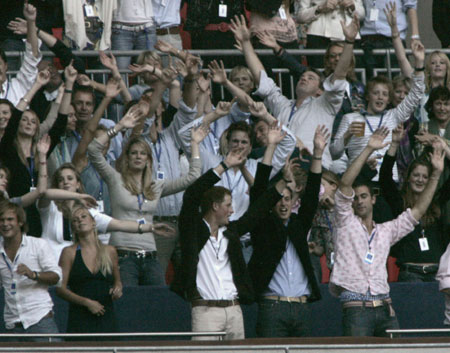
[248,163,322,302]
[171,168,283,304]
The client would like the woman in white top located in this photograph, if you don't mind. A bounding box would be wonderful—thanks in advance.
[38,163,171,261]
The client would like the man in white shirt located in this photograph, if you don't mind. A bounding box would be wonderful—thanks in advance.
[0,202,61,341]
[230,14,359,169]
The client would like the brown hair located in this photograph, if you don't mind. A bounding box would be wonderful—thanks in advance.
[200,186,232,216]
[0,201,28,233]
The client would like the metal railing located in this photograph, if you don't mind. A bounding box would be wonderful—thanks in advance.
[386,328,450,339]
[0,331,227,342]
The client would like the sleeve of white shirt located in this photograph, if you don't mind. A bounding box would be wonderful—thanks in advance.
[10,40,42,106]
[330,113,353,160]
[391,74,424,125]
[90,208,113,234]
[227,101,251,124]
[165,99,200,149]
[316,75,347,116]
[266,125,296,176]
[254,71,293,123]
[36,238,63,284]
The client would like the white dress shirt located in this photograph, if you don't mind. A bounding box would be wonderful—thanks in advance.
[113,0,153,24]
[0,40,41,107]
[0,235,62,329]
[196,220,238,300]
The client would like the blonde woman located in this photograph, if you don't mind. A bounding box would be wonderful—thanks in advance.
[56,204,121,336]
[88,103,206,286]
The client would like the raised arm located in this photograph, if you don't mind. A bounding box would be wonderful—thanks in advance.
[59,62,77,115]
[20,134,50,207]
[411,143,444,220]
[16,69,51,112]
[23,1,38,58]
[332,13,359,82]
[72,78,121,173]
[384,2,413,77]
[230,15,264,85]
[99,51,132,104]
[339,127,390,196]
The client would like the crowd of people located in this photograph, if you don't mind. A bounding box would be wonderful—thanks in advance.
[0,0,448,343]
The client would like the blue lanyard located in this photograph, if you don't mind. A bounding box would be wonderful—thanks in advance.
[322,209,333,233]
[225,170,243,192]
[363,112,385,133]
[288,103,296,124]
[154,135,162,168]
[137,193,145,214]
[73,131,82,143]
[27,151,35,187]
[1,251,19,276]
[208,122,219,153]
[368,228,377,249]
[60,139,66,163]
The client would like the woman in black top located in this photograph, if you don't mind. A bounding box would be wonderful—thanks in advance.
[380,124,450,282]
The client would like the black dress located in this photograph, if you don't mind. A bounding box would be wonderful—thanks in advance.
[67,247,117,336]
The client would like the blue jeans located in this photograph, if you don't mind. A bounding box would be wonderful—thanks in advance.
[256,299,312,337]
[118,254,165,287]
[342,304,399,337]
[6,314,60,342]
[111,26,157,71]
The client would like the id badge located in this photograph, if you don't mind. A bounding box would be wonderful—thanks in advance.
[364,251,374,264]
[219,4,227,17]
[157,170,165,180]
[369,8,379,21]
[419,237,429,251]
[279,6,287,20]
[330,251,335,267]
[83,4,95,17]
[29,187,36,192]
[97,200,105,213]
[137,218,146,225]
[213,138,220,155]
[11,282,16,295]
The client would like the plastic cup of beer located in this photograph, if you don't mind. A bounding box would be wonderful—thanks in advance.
[353,118,365,137]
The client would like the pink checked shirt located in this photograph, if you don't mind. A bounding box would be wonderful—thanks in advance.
[329,189,419,297]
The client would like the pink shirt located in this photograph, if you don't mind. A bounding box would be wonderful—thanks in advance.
[330,189,418,297]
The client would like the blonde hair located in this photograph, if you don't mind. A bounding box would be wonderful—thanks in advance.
[116,137,155,200]
[229,66,255,89]
[136,51,162,67]
[71,203,112,276]
[425,51,450,92]
[14,110,41,168]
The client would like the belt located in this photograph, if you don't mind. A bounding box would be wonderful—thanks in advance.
[156,26,180,35]
[361,34,392,42]
[264,295,308,304]
[13,311,53,328]
[112,22,154,32]
[153,215,178,224]
[204,22,231,32]
[342,298,392,309]
[117,249,158,259]
[400,263,439,274]
[191,299,239,308]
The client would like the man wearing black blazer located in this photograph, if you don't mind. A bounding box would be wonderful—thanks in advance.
[172,149,290,340]
[248,125,328,337]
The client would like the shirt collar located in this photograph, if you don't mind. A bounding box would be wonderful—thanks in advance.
[43,89,59,101]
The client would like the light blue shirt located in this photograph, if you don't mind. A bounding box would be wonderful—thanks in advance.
[152,0,182,28]
[360,0,417,39]
[264,234,311,298]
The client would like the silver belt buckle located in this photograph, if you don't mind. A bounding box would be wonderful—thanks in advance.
[372,300,383,307]
[136,250,146,258]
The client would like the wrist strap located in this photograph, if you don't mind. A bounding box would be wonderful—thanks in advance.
[220,161,229,171]
[415,67,425,72]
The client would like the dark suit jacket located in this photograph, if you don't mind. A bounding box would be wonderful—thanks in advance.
[171,168,283,304]
[248,163,322,302]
